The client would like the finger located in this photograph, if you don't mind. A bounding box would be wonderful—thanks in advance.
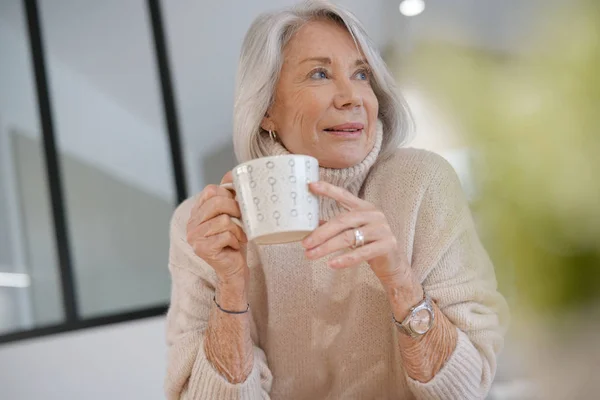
[305,224,384,260]
[302,210,383,250]
[211,230,241,251]
[327,239,393,269]
[196,196,242,224]
[309,181,372,210]
[194,184,234,212]
[188,193,239,239]
[220,170,234,185]
[199,214,247,243]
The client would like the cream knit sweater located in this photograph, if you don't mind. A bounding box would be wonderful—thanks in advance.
[165,128,509,399]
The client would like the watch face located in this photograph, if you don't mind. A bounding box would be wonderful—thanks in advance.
[409,309,432,334]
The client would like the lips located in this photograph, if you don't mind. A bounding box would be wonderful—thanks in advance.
[323,122,365,133]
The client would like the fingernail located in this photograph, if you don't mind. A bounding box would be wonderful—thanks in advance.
[328,259,340,268]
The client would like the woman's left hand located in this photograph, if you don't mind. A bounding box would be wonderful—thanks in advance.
[302,181,420,293]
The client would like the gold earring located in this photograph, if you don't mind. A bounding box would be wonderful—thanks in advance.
[268,130,277,141]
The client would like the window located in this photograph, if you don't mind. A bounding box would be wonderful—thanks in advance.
[0,0,186,343]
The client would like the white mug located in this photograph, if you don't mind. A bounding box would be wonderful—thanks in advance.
[222,154,319,245]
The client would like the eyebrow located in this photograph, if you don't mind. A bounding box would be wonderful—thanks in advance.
[300,57,369,67]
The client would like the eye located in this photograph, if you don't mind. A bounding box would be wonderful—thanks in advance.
[354,69,370,81]
[310,68,329,80]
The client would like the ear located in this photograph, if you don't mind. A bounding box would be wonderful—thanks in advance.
[260,115,275,132]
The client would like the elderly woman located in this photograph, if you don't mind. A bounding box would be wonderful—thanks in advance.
[165,1,508,399]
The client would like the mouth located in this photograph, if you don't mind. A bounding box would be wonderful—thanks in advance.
[323,122,365,137]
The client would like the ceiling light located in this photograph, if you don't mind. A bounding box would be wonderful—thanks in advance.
[399,0,425,17]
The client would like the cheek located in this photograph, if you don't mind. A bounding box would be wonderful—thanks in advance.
[364,90,379,119]
[290,89,329,125]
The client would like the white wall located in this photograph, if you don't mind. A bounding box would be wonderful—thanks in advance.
[0,317,167,400]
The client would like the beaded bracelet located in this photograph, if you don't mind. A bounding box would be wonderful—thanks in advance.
[213,296,250,314]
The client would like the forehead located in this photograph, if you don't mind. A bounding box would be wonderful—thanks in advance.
[282,19,364,64]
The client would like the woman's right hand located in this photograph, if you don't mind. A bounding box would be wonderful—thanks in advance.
[186,172,248,283]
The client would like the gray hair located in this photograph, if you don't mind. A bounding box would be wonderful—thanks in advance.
[232,0,413,163]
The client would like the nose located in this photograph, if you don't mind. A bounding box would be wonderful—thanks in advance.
[333,78,362,110]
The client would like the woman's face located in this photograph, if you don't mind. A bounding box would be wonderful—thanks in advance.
[261,20,379,169]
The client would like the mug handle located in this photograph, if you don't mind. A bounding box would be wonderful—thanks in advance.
[219,183,244,229]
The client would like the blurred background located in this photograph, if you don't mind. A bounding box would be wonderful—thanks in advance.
[0,0,597,399]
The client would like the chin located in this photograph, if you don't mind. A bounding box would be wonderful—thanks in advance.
[319,151,365,169]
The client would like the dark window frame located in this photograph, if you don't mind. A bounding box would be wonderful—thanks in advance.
[0,0,185,345]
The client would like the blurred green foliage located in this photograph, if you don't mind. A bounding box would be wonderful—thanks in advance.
[401,1,600,314]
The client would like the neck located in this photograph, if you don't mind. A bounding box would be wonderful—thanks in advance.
[258,121,383,220]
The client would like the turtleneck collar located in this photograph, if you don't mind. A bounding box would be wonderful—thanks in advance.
[258,121,383,220]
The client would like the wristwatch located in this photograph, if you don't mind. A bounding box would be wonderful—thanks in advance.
[392,293,435,338]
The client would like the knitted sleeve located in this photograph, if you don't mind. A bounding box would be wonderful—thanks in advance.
[406,153,510,400]
[164,197,273,400]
